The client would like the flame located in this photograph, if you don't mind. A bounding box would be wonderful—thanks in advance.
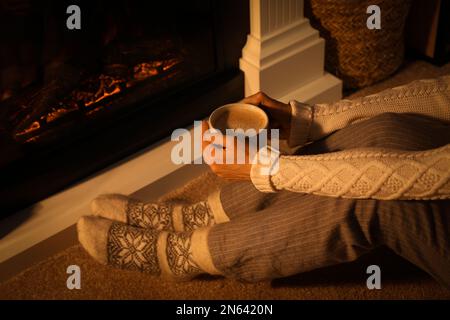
[84,75,123,108]
[84,85,121,107]
[46,103,78,122]
[133,58,181,80]
[162,58,179,71]
[16,121,40,136]
[14,55,183,141]
[133,61,162,80]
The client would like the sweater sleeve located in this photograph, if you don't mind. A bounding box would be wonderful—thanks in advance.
[287,76,450,148]
[250,144,450,200]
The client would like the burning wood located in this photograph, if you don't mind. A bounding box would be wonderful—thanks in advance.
[7,55,183,143]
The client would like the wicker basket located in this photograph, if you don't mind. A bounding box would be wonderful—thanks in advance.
[306,0,412,88]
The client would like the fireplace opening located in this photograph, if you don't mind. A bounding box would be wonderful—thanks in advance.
[2,1,216,145]
[0,0,248,215]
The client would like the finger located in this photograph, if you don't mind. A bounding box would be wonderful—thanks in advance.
[201,120,209,132]
[240,92,276,107]
[201,120,211,151]
[221,133,236,149]
[202,121,227,164]
[222,134,252,164]
[241,92,286,113]
[210,163,252,180]
[201,120,220,164]
[240,92,263,105]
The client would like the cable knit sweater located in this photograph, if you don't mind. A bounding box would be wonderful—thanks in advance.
[250,76,450,200]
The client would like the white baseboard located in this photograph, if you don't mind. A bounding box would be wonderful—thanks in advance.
[279,72,343,104]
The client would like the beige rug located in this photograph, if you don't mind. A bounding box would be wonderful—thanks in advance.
[1,60,450,300]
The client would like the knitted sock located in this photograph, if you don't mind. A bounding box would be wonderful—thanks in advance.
[90,190,228,231]
[77,216,221,279]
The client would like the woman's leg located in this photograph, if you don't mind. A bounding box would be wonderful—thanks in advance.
[209,192,450,287]
[77,193,450,286]
[209,113,450,286]
[218,181,278,219]
[88,187,234,232]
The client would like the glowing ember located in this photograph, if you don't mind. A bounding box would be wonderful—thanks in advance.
[134,61,162,80]
[80,75,124,108]
[12,55,183,142]
[46,103,78,122]
[162,58,179,71]
[16,121,40,136]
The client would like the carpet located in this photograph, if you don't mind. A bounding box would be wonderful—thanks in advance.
[1,60,450,300]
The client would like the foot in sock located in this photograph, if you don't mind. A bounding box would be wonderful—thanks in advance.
[90,191,228,232]
[77,216,221,279]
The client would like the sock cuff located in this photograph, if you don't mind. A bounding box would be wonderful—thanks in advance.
[207,189,230,224]
[156,231,173,278]
[191,227,222,275]
[171,205,185,232]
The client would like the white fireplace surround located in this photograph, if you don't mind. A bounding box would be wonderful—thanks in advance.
[0,0,342,273]
[240,0,341,104]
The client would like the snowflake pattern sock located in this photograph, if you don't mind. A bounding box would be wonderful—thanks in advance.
[90,190,229,231]
[77,216,221,279]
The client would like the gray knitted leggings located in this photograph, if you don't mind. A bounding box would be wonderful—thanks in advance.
[208,113,450,287]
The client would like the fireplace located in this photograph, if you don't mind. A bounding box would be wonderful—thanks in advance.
[0,0,248,215]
